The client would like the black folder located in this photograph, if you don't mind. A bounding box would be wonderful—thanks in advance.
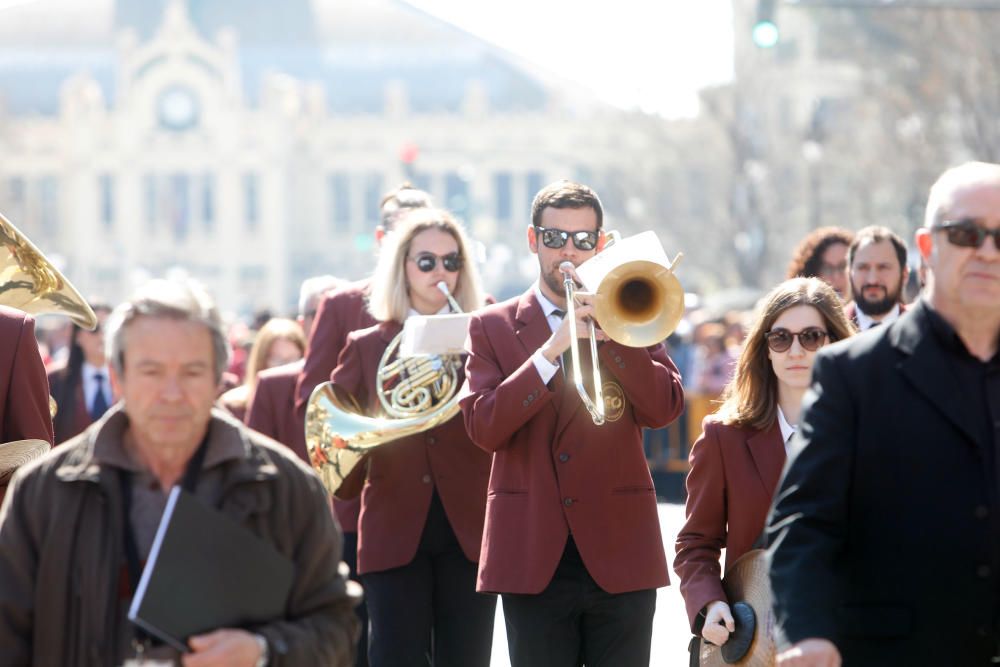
[127,486,294,652]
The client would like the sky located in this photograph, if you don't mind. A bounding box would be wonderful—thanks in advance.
[406,0,735,118]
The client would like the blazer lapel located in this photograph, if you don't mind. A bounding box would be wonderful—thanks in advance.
[893,302,981,448]
[746,421,786,499]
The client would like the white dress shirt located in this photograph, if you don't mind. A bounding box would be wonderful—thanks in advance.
[81,363,111,415]
[530,283,565,385]
[856,303,901,331]
[777,405,795,453]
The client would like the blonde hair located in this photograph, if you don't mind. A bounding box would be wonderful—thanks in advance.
[714,277,856,431]
[243,318,306,388]
[367,208,486,323]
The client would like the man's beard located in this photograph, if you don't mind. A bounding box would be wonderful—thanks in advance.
[853,280,902,317]
[541,261,573,297]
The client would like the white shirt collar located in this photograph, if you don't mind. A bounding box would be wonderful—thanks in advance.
[856,302,900,331]
[776,406,796,445]
[407,304,452,318]
[533,282,563,318]
[81,362,109,383]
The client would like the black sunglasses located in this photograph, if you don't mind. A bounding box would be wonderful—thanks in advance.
[409,252,463,273]
[933,219,1000,250]
[765,327,829,353]
[534,226,600,251]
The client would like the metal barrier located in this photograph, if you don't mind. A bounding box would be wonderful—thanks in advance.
[644,392,720,502]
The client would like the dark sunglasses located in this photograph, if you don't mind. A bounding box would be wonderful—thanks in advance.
[409,252,463,273]
[933,219,1000,250]
[765,327,828,353]
[534,226,600,251]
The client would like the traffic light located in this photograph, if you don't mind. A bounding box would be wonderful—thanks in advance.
[752,0,780,48]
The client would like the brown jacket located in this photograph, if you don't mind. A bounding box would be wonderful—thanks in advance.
[0,407,360,666]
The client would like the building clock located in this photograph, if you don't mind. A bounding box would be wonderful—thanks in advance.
[157,86,199,131]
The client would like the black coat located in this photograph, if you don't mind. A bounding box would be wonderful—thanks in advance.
[768,300,999,666]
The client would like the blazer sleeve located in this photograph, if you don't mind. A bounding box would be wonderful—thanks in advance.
[599,340,684,429]
[460,313,556,452]
[245,381,278,441]
[767,350,855,649]
[295,293,346,418]
[674,420,729,632]
[4,314,54,444]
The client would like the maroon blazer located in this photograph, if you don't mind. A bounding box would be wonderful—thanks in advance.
[673,419,786,631]
[47,366,93,444]
[294,279,373,533]
[332,321,491,575]
[0,307,54,504]
[460,290,684,595]
[246,359,307,463]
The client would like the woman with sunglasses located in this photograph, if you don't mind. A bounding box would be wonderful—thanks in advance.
[330,208,495,666]
[674,277,855,649]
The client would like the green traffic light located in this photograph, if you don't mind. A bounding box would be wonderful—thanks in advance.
[752,20,779,48]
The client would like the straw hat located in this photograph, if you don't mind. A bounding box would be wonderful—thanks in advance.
[0,439,50,486]
[696,549,776,667]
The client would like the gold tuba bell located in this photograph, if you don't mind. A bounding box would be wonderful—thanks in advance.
[563,230,684,425]
[306,282,467,495]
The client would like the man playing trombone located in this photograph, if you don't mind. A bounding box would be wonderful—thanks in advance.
[460,181,685,666]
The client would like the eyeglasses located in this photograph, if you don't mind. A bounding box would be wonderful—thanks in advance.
[409,252,463,273]
[932,219,1000,250]
[765,327,829,353]
[534,226,600,251]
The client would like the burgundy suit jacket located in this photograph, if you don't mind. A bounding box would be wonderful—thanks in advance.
[460,290,684,595]
[294,279,373,533]
[246,359,307,463]
[47,366,93,444]
[0,307,54,504]
[332,321,491,575]
[674,419,785,630]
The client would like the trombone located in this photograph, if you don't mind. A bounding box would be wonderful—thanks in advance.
[560,230,684,426]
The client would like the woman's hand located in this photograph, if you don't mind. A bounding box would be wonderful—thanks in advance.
[702,600,735,646]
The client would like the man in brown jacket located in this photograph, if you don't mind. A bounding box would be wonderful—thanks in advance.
[0,279,360,665]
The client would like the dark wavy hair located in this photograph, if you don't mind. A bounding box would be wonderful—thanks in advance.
[786,227,855,279]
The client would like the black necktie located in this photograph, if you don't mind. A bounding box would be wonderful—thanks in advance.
[91,373,109,420]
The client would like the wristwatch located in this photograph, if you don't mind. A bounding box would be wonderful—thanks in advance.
[252,633,269,667]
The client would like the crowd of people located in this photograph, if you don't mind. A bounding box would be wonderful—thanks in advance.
[0,162,997,667]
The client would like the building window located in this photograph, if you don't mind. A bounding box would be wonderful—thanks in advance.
[39,175,59,235]
[168,174,191,241]
[144,174,157,232]
[407,171,432,194]
[244,173,259,230]
[4,177,26,225]
[445,172,469,220]
[329,172,351,233]
[364,172,383,226]
[99,173,114,228]
[494,172,512,222]
[201,174,215,231]
[525,171,545,214]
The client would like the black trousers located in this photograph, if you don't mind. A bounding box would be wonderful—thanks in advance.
[501,537,657,667]
[360,492,496,667]
[342,530,369,666]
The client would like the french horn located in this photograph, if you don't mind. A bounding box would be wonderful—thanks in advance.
[306,282,466,495]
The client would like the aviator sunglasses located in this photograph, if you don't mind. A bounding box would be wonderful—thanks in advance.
[409,251,463,273]
[534,226,600,251]
[765,327,829,353]
[933,219,1000,250]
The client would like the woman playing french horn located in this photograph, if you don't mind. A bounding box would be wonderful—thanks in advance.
[329,208,495,666]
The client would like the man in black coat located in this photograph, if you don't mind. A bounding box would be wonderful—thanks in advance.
[768,161,1000,667]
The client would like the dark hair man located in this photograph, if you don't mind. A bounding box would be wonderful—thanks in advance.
[293,182,432,666]
[845,225,910,330]
[0,279,360,665]
[768,162,1000,666]
[461,180,685,665]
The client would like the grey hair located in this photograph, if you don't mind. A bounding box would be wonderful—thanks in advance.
[298,275,344,317]
[105,279,231,382]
